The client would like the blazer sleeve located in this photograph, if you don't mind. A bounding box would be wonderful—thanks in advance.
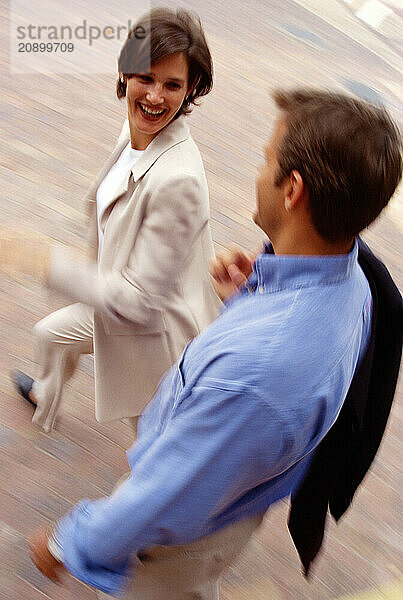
[48,171,208,325]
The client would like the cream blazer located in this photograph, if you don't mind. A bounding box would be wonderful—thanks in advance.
[48,116,222,421]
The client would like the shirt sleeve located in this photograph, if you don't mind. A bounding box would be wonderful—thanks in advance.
[48,171,207,325]
[54,382,283,595]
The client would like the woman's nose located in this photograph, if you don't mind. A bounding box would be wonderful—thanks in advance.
[146,84,164,104]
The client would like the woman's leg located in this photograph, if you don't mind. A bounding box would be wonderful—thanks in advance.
[30,302,94,432]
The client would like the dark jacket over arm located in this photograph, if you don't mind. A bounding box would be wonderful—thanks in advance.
[288,238,403,575]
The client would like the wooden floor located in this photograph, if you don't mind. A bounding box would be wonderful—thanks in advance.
[0,0,402,598]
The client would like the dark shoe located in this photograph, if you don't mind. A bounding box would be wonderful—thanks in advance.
[11,370,37,407]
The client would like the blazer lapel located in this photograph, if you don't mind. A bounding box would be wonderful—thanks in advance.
[85,134,130,207]
[131,116,190,182]
[99,172,135,233]
[92,134,131,231]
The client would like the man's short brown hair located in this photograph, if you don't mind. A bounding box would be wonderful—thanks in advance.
[273,89,402,242]
[117,8,213,119]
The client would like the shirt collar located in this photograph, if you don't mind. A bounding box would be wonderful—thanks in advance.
[248,239,359,294]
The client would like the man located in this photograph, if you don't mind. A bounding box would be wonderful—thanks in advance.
[29,89,402,599]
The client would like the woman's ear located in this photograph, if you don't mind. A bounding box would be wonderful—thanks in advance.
[186,77,198,99]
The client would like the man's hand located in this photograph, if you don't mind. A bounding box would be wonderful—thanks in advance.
[28,528,66,582]
[210,246,255,302]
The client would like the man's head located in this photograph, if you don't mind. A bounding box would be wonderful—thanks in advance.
[255,89,402,251]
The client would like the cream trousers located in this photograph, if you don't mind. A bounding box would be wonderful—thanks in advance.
[96,513,263,600]
[31,302,138,436]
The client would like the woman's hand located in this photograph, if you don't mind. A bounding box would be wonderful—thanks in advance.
[210,246,255,302]
[0,228,51,282]
[28,528,66,582]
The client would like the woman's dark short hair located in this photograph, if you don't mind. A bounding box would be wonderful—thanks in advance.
[117,7,213,119]
[272,89,402,242]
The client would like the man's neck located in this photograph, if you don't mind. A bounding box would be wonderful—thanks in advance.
[271,232,354,256]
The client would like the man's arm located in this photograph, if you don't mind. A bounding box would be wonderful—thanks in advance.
[38,382,281,596]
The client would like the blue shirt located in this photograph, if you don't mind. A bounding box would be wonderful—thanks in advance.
[55,241,372,596]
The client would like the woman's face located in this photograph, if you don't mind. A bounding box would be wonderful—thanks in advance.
[124,52,190,150]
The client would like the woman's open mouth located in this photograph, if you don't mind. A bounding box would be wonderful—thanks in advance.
[138,102,167,121]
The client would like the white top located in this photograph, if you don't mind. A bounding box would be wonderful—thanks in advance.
[96,142,144,257]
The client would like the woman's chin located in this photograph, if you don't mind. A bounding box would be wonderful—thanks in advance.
[133,113,170,135]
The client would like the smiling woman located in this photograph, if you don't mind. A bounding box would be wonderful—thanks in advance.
[116,8,213,115]
[124,52,190,150]
[7,7,221,435]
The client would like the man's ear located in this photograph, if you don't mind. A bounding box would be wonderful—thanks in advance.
[284,170,305,212]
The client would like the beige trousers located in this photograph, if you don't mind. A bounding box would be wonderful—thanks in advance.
[31,302,138,436]
[97,513,263,600]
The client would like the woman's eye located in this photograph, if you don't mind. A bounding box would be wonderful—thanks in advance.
[138,75,153,83]
[166,82,180,90]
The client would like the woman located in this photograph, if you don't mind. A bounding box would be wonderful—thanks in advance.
[6,8,221,435]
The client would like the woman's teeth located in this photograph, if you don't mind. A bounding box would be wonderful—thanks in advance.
[139,103,165,116]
